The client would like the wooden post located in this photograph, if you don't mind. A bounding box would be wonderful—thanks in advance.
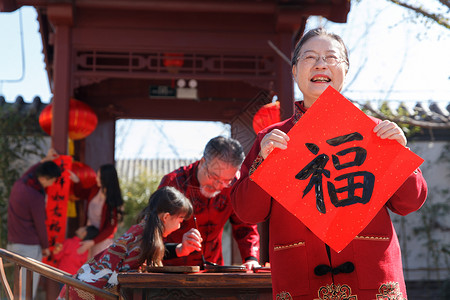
[276,31,294,121]
[48,4,73,155]
[85,116,116,170]
[25,269,33,300]
[46,4,74,299]
[0,258,13,300]
[13,264,22,299]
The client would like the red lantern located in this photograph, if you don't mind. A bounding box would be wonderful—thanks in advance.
[163,53,184,68]
[39,98,98,140]
[163,53,184,74]
[71,161,97,189]
[252,101,281,133]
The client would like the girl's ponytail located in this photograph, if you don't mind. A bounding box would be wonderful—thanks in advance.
[139,210,165,266]
[138,186,193,266]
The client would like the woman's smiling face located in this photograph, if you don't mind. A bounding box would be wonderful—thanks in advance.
[292,35,348,108]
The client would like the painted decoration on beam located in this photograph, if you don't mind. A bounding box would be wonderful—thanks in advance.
[252,101,280,133]
[43,155,72,266]
[38,98,98,140]
[250,86,424,253]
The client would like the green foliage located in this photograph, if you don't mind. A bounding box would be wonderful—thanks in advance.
[394,104,423,137]
[117,171,163,237]
[0,106,45,248]
[439,143,450,162]
[363,101,423,138]
[379,101,423,137]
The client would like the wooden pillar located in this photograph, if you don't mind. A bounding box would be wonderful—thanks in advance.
[84,115,116,171]
[48,4,73,154]
[276,31,294,121]
[45,5,74,299]
[248,31,295,265]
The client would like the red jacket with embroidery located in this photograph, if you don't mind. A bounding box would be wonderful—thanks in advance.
[231,101,428,299]
[159,161,260,266]
[59,220,146,299]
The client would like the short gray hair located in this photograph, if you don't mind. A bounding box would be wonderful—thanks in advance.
[292,27,349,72]
[203,136,244,168]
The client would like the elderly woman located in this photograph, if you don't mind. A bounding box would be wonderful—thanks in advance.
[231,28,427,299]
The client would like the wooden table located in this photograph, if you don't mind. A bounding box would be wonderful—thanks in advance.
[118,272,272,300]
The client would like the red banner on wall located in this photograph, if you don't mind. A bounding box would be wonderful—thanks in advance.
[43,155,72,266]
[251,86,424,252]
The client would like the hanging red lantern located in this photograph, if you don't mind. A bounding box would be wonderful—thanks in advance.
[39,98,98,140]
[252,101,281,133]
[163,53,184,68]
[71,161,97,189]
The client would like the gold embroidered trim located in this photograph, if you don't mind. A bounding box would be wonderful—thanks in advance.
[314,283,357,300]
[274,241,305,251]
[73,287,95,300]
[376,281,406,300]
[276,291,293,300]
[355,235,390,241]
[249,153,264,179]
[292,101,306,124]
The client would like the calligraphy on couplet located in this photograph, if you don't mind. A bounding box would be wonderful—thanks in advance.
[43,155,72,266]
[250,86,424,252]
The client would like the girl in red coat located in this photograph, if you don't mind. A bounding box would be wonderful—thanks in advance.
[231,28,428,299]
[58,186,194,299]
[53,226,99,275]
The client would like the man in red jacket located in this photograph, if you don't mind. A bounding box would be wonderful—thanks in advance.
[159,136,260,269]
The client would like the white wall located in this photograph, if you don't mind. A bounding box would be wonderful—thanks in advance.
[392,141,450,281]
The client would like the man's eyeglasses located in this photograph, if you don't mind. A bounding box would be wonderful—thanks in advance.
[297,53,346,67]
[203,162,236,188]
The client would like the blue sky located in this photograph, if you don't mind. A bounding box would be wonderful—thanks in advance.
[1,2,449,159]
[0,7,51,101]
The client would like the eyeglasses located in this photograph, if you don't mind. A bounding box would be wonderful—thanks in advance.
[203,161,236,188]
[297,53,346,66]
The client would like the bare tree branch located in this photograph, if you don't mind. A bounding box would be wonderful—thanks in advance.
[438,0,450,10]
[341,3,384,94]
[267,40,292,65]
[385,0,450,29]
[341,56,367,94]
